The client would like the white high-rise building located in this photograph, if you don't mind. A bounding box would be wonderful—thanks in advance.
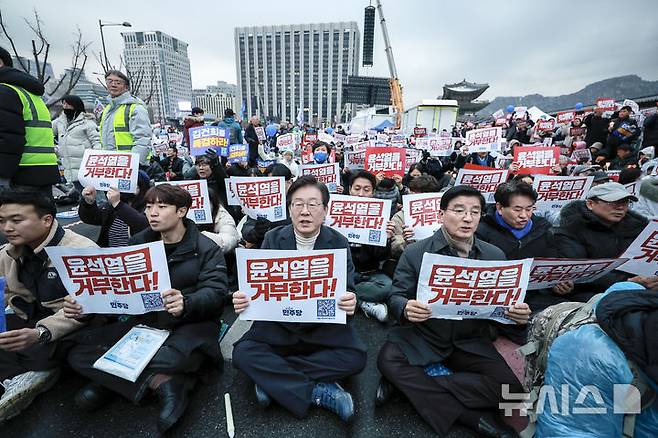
[121,31,193,121]
[192,81,238,120]
[235,22,360,125]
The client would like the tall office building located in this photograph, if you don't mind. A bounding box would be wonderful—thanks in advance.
[192,81,238,120]
[235,22,360,125]
[122,31,193,121]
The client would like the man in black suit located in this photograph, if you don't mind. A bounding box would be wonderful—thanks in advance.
[231,175,366,423]
[377,185,531,438]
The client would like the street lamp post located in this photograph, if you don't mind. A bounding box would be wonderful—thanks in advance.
[98,20,132,69]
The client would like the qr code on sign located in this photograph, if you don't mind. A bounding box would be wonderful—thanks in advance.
[274,206,283,219]
[317,299,335,319]
[141,293,164,311]
[194,210,207,222]
[118,179,130,191]
[490,306,511,321]
[368,230,381,243]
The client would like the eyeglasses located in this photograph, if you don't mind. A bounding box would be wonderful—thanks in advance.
[595,198,630,208]
[290,201,323,212]
[445,208,482,218]
[105,79,126,86]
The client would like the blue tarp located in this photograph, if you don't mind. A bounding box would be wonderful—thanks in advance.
[371,119,394,132]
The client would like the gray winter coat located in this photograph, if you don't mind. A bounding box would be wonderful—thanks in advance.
[56,112,101,182]
[99,91,151,165]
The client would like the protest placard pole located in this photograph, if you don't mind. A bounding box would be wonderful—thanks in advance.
[225,393,235,438]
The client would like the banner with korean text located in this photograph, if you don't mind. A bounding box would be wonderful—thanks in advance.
[227,143,249,164]
[299,163,341,192]
[415,136,453,157]
[236,249,348,324]
[156,180,212,224]
[465,127,502,153]
[402,193,443,240]
[527,258,629,289]
[532,175,594,212]
[618,221,658,277]
[365,146,405,178]
[226,176,287,221]
[189,126,229,157]
[455,169,509,203]
[514,145,560,174]
[78,150,139,193]
[344,150,365,170]
[326,194,391,246]
[276,133,295,150]
[416,254,533,324]
[45,242,171,315]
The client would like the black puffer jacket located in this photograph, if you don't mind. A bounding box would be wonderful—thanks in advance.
[0,67,60,186]
[129,218,228,329]
[476,210,557,260]
[554,200,649,293]
[583,113,610,146]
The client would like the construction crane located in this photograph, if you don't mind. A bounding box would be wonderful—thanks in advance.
[375,0,404,128]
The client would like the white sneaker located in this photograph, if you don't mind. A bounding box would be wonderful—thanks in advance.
[0,369,60,422]
[361,301,388,322]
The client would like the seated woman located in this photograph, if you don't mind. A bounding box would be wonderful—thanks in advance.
[63,184,228,433]
[231,175,366,423]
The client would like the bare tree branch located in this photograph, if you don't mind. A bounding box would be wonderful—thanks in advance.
[0,9,30,73]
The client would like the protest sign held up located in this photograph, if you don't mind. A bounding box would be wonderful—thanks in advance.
[618,221,658,277]
[532,175,594,212]
[514,145,560,174]
[527,258,630,290]
[402,192,443,240]
[45,242,171,315]
[454,169,509,203]
[78,150,140,193]
[156,180,212,224]
[226,176,287,221]
[416,254,533,324]
[189,126,229,157]
[465,127,502,153]
[364,147,405,178]
[299,162,341,192]
[326,194,391,247]
[236,249,348,324]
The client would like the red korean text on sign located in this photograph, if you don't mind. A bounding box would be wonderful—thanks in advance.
[329,200,384,230]
[247,254,337,302]
[536,178,587,201]
[179,181,204,209]
[514,146,559,175]
[634,231,658,264]
[409,196,442,227]
[83,154,133,179]
[62,247,158,296]
[235,179,282,209]
[459,171,506,194]
[426,264,524,307]
[365,147,405,177]
[530,260,617,284]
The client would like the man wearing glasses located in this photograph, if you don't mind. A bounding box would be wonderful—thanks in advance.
[98,70,152,165]
[476,182,568,313]
[376,185,530,438]
[556,182,658,295]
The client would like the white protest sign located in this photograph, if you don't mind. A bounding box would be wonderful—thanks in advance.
[624,181,640,197]
[405,148,423,171]
[465,127,502,153]
[527,258,630,290]
[402,193,443,240]
[156,180,212,224]
[318,132,335,144]
[618,220,658,277]
[255,126,266,141]
[226,176,287,221]
[345,134,361,145]
[78,150,140,193]
[344,150,365,170]
[455,169,509,203]
[533,175,594,212]
[333,133,346,143]
[326,194,391,247]
[492,109,505,120]
[45,242,171,315]
[299,162,341,192]
[236,248,348,324]
[276,133,295,149]
[416,254,533,324]
[415,136,453,157]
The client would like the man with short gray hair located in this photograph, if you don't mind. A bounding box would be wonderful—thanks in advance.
[98,70,152,165]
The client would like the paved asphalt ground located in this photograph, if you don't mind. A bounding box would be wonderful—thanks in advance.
[1,205,481,438]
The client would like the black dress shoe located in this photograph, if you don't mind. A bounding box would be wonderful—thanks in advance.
[375,377,396,407]
[155,375,196,433]
[74,382,115,412]
[476,413,519,438]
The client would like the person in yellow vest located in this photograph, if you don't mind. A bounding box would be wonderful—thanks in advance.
[99,70,151,166]
[0,47,60,198]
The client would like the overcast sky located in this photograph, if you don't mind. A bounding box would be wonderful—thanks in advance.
[2,0,658,107]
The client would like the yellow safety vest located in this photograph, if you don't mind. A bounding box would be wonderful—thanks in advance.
[1,83,57,167]
[99,103,139,151]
